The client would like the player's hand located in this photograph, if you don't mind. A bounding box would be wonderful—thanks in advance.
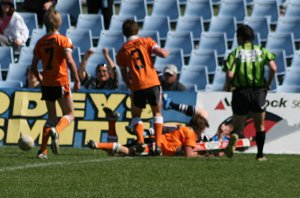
[73,81,80,91]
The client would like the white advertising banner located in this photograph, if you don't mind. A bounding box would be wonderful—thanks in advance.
[197,91,300,154]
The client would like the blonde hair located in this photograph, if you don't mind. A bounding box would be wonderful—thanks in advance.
[43,8,62,33]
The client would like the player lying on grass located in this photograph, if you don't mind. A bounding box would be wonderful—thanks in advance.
[162,94,253,157]
[87,107,210,157]
[87,108,248,157]
[125,109,249,157]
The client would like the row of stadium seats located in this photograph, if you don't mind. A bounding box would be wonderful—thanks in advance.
[2,0,300,92]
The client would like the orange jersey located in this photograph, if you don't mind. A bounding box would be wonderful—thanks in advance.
[34,33,73,86]
[161,126,198,156]
[117,37,161,91]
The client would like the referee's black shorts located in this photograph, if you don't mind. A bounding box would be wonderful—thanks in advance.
[231,87,267,116]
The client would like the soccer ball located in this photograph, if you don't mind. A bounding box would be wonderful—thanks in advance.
[18,134,34,151]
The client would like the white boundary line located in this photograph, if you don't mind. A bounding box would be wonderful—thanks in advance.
[0,157,133,173]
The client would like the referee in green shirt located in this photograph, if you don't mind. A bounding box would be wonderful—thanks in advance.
[223,25,277,161]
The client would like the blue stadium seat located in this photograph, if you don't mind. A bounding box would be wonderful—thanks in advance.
[179,65,209,90]
[29,28,46,47]
[61,13,71,35]
[265,32,295,59]
[115,0,148,22]
[151,0,180,23]
[217,0,247,24]
[56,0,82,24]
[269,49,287,76]
[18,46,34,65]
[205,66,226,91]
[72,47,82,68]
[251,0,279,26]
[142,15,171,41]
[97,30,125,52]
[66,29,93,55]
[6,63,28,86]
[285,0,300,18]
[76,14,104,40]
[138,30,161,46]
[0,46,14,72]
[154,48,184,74]
[184,0,213,23]
[188,49,219,75]
[19,12,38,36]
[197,32,228,59]
[290,50,300,69]
[244,16,270,43]
[208,16,237,42]
[275,16,300,43]
[175,16,204,42]
[163,31,194,57]
[280,67,300,86]
[109,15,137,32]
[0,80,23,88]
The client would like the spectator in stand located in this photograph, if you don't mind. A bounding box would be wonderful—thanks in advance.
[22,0,56,26]
[86,0,113,29]
[78,48,119,90]
[25,65,41,88]
[0,0,29,49]
[160,64,186,91]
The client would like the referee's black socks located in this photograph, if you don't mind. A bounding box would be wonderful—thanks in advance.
[256,131,266,158]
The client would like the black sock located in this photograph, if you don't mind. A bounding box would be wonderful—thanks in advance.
[256,131,266,158]
[170,102,195,116]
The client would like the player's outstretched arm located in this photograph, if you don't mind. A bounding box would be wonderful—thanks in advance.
[152,46,169,58]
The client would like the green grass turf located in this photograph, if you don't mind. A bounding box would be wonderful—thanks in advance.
[0,146,300,198]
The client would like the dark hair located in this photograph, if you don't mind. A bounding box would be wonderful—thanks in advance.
[237,24,254,43]
[122,19,139,37]
[1,0,15,16]
[95,63,107,72]
[188,113,209,131]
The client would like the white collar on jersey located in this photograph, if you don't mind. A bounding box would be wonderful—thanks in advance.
[127,35,139,41]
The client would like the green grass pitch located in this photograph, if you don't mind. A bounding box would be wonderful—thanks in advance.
[0,146,300,198]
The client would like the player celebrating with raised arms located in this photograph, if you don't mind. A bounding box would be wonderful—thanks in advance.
[117,19,169,155]
[31,8,80,159]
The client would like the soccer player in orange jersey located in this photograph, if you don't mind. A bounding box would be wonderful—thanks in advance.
[116,19,169,155]
[87,112,209,157]
[31,8,80,159]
